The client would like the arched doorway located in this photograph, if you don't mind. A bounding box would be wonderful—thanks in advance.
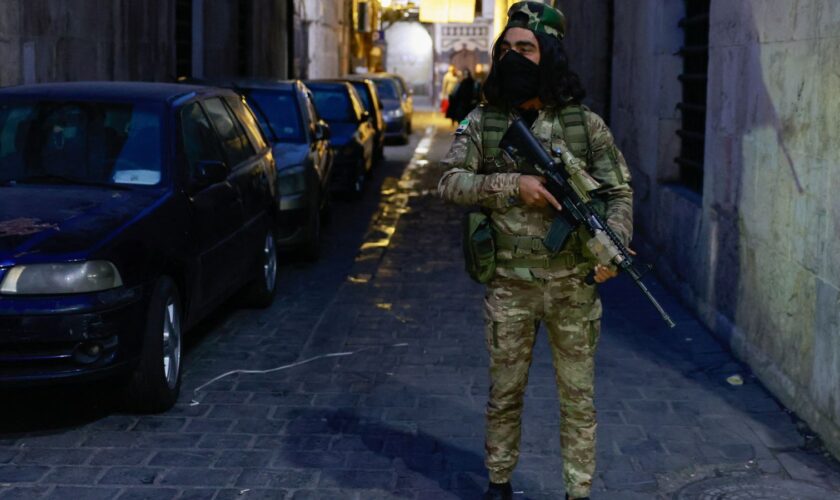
[450,43,478,75]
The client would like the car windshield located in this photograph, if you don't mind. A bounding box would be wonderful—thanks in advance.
[310,88,354,122]
[244,90,304,143]
[0,100,164,187]
[349,82,371,110]
[373,79,400,100]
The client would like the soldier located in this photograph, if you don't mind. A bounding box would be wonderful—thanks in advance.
[437,2,633,500]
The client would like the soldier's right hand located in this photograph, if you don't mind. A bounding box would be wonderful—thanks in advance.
[519,175,562,211]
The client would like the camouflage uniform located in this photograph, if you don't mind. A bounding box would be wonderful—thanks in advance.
[438,104,633,498]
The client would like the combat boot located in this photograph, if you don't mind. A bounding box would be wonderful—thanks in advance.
[484,481,513,500]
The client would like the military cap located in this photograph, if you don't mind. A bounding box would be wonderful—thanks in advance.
[505,1,566,40]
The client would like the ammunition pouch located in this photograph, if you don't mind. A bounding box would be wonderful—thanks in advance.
[462,210,496,283]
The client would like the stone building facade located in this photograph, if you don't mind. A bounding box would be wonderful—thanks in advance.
[431,1,495,102]
[559,0,612,119]
[608,0,840,457]
[0,0,292,87]
[292,0,353,79]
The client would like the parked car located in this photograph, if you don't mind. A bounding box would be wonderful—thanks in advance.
[340,77,385,162]
[191,79,333,258]
[305,81,375,197]
[0,82,279,412]
[357,73,413,145]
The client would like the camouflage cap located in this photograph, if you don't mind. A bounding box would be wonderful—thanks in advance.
[505,1,566,40]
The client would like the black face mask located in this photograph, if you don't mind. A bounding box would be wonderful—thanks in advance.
[496,50,540,106]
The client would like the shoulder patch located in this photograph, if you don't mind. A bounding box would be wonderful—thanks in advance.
[455,119,470,135]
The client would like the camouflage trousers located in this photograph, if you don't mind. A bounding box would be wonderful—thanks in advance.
[483,272,601,499]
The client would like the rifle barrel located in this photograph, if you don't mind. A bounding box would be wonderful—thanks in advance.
[633,277,676,328]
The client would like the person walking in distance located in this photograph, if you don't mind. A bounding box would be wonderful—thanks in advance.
[440,64,460,121]
[448,69,478,124]
[438,2,634,499]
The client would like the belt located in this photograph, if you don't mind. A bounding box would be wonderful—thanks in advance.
[494,232,583,269]
[494,232,546,253]
[497,253,580,268]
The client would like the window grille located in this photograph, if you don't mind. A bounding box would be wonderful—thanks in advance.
[675,0,710,192]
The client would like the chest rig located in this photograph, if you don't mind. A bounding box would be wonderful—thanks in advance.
[477,104,606,274]
[479,104,593,172]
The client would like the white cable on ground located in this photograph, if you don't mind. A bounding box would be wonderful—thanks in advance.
[191,124,437,400]
[192,343,410,394]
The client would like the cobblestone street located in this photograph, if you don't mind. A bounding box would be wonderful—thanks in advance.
[1,110,839,499]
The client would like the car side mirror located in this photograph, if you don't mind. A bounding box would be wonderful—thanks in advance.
[315,121,330,141]
[194,160,228,187]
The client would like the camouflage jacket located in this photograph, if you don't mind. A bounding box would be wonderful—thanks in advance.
[438,105,634,280]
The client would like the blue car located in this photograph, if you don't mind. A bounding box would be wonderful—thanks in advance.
[0,82,279,412]
[305,81,376,197]
[356,73,413,145]
[233,80,333,257]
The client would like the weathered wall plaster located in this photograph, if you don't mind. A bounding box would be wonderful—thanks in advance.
[611,0,840,457]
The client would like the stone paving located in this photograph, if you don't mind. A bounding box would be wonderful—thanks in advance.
[1,111,840,499]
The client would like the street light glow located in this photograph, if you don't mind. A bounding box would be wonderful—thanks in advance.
[419,0,476,24]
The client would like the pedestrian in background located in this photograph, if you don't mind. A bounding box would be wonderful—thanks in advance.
[440,64,460,119]
[438,2,634,499]
[447,69,478,124]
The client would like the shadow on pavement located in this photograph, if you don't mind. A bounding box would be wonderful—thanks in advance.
[283,407,486,499]
[0,382,120,433]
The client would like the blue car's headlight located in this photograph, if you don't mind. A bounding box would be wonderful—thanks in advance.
[0,261,123,295]
[384,108,404,120]
[277,165,307,196]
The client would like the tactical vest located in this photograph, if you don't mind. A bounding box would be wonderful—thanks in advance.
[479,104,593,169]
[478,103,603,266]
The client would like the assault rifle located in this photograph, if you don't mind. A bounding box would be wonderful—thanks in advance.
[499,117,676,328]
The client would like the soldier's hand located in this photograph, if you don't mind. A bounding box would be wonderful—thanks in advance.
[593,264,617,283]
[519,175,562,211]
[592,248,636,283]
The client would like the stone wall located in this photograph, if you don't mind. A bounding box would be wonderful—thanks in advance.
[203,0,291,79]
[295,0,351,78]
[0,0,177,86]
[558,0,612,119]
[0,0,290,87]
[610,0,840,457]
[248,0,292,79]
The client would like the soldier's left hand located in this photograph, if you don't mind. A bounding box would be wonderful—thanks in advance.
[593,264,617,283]
[593,247,636,283]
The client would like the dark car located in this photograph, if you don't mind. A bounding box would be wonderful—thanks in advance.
[306,81,375,197]
[357,73,414,145]
[202,79,333,258]
[340,77,385,162]
[0,82,279,412]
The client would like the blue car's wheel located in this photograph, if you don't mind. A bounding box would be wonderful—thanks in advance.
[244,228,278,307]
[125,276,182,413]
